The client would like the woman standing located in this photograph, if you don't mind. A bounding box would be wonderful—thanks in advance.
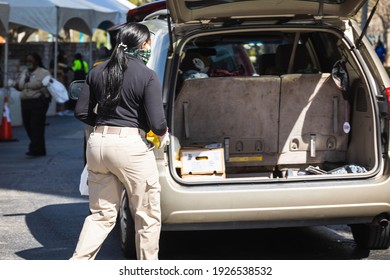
[15,53,51,157]
[71,23,169,260]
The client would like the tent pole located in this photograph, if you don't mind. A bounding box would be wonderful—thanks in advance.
[3,34,8,91]
[54,6,59,80]
[54,35,58,79]
[89,38,92,70]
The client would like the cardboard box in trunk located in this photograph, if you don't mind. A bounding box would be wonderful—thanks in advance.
[180,148,225,175]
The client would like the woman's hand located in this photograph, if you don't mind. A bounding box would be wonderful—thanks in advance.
[158,128,170,149]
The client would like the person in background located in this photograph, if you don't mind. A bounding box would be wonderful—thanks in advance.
[70,22,169,260]
[72,52,89,81]
[13,53,51,157]
[66,53,89,112]
[375,40,387,65]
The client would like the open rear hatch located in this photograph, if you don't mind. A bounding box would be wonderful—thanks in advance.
[167,0,382,183]
[167,0,367,23]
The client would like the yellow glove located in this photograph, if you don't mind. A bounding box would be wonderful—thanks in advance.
[147,130,160,148]
[147,130,170,149]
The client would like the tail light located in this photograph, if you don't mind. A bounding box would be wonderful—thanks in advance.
[386,87,390,118]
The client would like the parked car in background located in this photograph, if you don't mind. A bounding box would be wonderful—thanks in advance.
[71,0,390,258]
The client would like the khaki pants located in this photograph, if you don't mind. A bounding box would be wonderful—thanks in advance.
[71,127,161,260]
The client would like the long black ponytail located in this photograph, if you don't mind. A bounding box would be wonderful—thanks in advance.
[101,23,151,111]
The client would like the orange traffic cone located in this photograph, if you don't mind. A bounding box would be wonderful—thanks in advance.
[0,96,17,142]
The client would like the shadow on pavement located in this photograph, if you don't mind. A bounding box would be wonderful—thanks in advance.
[15,201,371,260]
[158,226,370,260]
[16,202,126,260]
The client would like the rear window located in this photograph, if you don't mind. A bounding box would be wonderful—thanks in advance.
[178,30,345,79]
[181,42,257,78]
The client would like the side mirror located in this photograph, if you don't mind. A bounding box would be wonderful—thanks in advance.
[69,80,85,100]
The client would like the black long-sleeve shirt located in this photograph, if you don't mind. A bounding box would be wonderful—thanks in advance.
[75,56,167,136]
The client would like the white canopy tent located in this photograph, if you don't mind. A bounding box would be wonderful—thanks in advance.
[85,0,136,24]
[8,0,119,35]
[6,0,121,78]
[0,2,10,87]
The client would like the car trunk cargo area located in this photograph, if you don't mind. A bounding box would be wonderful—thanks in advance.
[169,29,379,182]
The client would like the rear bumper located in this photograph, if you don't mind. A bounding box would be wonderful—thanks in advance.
[158,163,390,228]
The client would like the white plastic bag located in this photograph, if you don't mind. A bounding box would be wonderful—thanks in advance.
[79,164,89,196]
[42,75,69,103]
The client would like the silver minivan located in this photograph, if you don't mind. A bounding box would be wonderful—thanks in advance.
[78,0,390,257]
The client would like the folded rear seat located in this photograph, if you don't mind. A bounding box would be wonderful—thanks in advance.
[173,76,281,168]
[277,73,349,168]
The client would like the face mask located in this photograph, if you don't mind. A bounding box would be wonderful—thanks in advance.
[138,49,151,64]
[126,49,151,65]
[126,43,152,65]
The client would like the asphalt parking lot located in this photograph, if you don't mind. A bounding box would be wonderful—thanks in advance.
[0,114,125,260]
